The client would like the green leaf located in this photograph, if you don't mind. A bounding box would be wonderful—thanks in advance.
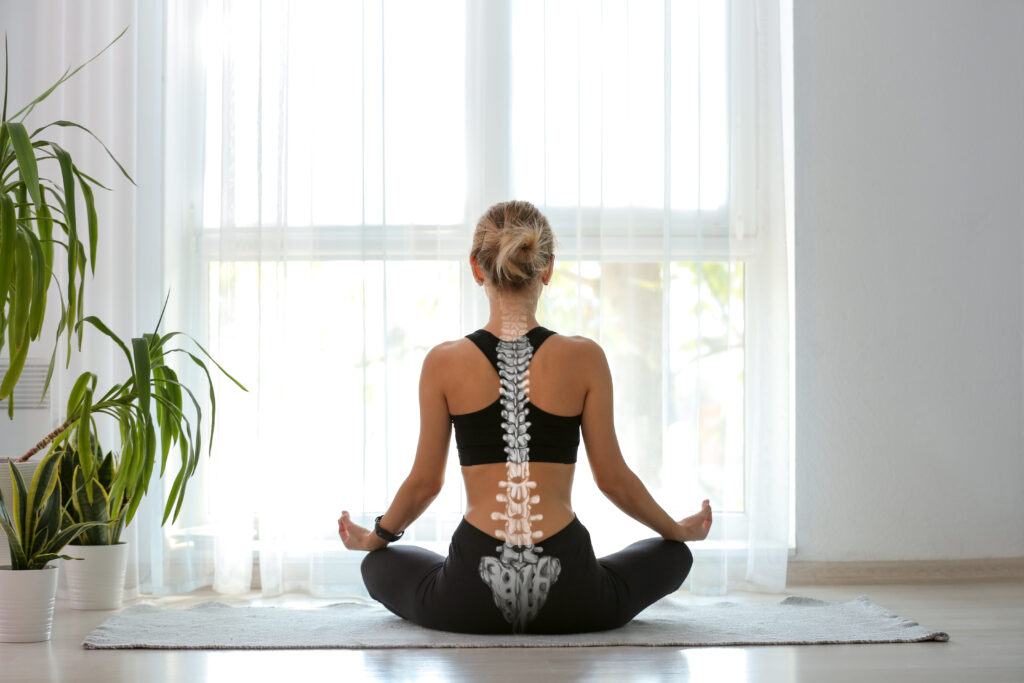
[71,469,110,544]
[184,351,218,453]
[41,279,68,401]
[23,448,60,546]
[31,478,62,558]
[0,331,28,400]
[8,458,28,541]
[132,336,151,418]
[97,450,115,489]
[56,446,77,512]
[6,121,42,208]
[0,513,29,569]
[153,291,171,335]
[43,520,110,558]
[75,169,98,273]
[34,120,135,185]
[9,230,32,349]
[0,479,14,536]
[0,194,15,316]
[52,144,77,240]
[66,371,96,417]
[2,36,8,122]
[160,332,248,391]
[79,316,133,373]
[10,26,129,121]
[24,227,48,339]
[36,202,54,282]
[78,396,95,487]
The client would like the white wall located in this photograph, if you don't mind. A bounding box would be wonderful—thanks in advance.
[794,0,1024,560]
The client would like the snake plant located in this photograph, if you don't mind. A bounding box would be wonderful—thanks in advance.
[0,449,106,570]
[55,441,126,545]
[0,29,133,415]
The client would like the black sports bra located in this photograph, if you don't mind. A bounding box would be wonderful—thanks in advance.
[450,327,582,466]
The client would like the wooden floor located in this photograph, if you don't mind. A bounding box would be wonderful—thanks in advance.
[2,580,1021,682]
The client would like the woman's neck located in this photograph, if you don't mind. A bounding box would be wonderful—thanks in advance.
[482,287,541,340]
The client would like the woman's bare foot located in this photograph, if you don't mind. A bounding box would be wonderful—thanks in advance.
[677,499,712,541]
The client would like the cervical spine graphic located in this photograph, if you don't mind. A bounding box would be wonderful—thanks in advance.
[478,336,561,632]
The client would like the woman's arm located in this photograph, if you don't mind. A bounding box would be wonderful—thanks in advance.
[339,344,452,551]
[579,339,711,543]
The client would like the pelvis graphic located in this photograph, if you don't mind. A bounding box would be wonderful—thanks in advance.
[479,544,562,633]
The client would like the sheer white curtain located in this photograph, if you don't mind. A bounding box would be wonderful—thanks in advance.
[162,0,792,596]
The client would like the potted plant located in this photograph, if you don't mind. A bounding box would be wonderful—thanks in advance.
[0,29,132,557]
[0,449,106,641]
[13,304,245,609]
[54,441,130,609]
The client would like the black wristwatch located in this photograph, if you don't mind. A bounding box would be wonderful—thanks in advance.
[374,515,404,543]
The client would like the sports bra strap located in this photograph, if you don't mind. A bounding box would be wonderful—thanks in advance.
[465,327,556,372]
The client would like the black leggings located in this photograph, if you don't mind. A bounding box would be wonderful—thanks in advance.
[361,516,693,634]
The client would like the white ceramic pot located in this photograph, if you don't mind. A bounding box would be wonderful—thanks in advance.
[0,460,41,567]
[0,565,59,642]
[63,542,129,610]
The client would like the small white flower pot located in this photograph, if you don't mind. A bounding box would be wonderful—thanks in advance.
[63,542,129,610]
[0,565,59,642]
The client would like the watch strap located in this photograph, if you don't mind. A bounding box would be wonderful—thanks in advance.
[374,515,404,542]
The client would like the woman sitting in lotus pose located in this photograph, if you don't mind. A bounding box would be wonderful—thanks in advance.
[339,200,712,634]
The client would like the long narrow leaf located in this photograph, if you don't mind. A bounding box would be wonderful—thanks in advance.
[74,168,98,272]
[0,195,15,316]
[24,450,61,545]
[180,350,217,453]
[0,328,28,400]
[132,336,151,418]
[9,231,31,349]
[53,144,77,236]
[159,332,248,391]
[66,371,95,417]
[42,520,110,560]
[24,227,47,339]
[78,395,94,489]
[41,274,68,400]
[0,514,28,569]
[2,36,8,122]
[79,316,133,372]
[10,26,129,121]
[0,482,14,536]
[33,121,135,184]
[36,202,54,279]
[6,121,42,208]
[152,291,171,336]
[8,462,28,541]
[30,479,63,558]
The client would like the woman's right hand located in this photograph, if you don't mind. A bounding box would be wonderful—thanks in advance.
[338,510,388,551]
[673,499,712,542]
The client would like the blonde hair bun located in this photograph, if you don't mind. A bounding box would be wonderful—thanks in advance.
[472,200,554,290]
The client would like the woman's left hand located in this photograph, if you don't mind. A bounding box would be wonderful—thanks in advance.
[338,511,387,551]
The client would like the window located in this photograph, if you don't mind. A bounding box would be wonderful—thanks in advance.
[164,0,790,593]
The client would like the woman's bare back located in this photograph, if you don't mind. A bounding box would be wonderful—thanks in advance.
[442,331,591,543]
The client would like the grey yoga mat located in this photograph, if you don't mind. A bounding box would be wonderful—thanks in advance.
[82,595,949,649]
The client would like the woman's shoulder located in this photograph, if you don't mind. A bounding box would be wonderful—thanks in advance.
[423,337,472,364]
[545,331,605,359]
